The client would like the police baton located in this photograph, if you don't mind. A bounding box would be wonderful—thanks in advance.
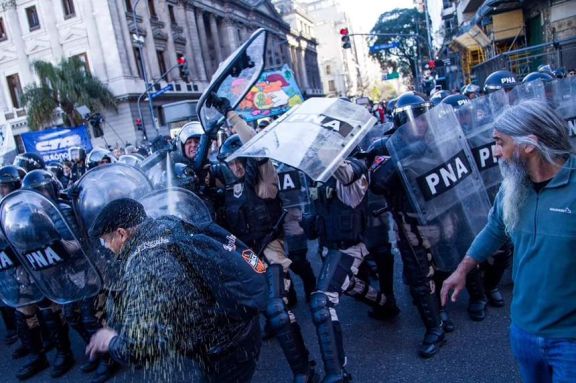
[256,209,288,262]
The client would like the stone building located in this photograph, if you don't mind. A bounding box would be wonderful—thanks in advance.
[0,0,294,148]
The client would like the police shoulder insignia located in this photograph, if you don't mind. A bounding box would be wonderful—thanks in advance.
[241,249,266,273]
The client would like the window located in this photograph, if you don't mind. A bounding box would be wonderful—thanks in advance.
[6,74,23,108]
[26,6,40,31]
[62,0,75,18]
[168,5,176,24]
[147,0,156,17]
[125,0,132,11]
[72,52,91,74]
[133,47,144,78]
[326,65,332,75]
[0,17,7,41]
[328,80,336,92]
[156,50,167,76]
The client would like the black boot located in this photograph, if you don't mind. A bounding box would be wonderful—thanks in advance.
[39,309,75,378]
[90,356,118,383]
[287,278,298,309]
[439,310,455,332]
[466,268,488,321]
[483,248,511,307]
[411,288,446,359]
[15,311,49,380]
[1,306,18,345]
[486,288,505,307]
[368,298,400,321]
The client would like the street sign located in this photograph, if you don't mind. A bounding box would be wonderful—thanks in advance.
[149,84,173,99]
[382,72,400,80]
[369,42,399,54]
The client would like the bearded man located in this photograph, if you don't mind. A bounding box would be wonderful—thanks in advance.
[441,100,576,383]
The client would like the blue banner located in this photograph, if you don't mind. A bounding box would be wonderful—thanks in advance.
[21,126,93,163]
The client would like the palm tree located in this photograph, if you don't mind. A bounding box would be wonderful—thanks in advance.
[20,57,117,130]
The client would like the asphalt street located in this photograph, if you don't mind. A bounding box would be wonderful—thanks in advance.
[0,240,521,383]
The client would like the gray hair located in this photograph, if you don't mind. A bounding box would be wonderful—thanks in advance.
[493,100,573,164]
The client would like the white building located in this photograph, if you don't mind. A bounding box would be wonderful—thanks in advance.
[0,0,293,149]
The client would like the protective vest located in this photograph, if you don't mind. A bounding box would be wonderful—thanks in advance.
[223,161,283,248]
[312,177,368,249]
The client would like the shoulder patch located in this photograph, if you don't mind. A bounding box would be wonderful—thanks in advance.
[241,249,267,273]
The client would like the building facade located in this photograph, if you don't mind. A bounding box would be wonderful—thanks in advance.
[0,0,293,149]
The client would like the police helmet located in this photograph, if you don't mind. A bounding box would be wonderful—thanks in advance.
[0,165,24,196]
[430,90,451,107]
[87,148,116,169]
[117,154,144,168]
[46,161,64,180]
[537,64,555,77]
[441,94,470,109]
[522,72,554,83]
[217,134,243,162]
[22,169,62,201]
[483,70,517,93]
[68,147,86,163]
[552,68,566,79]
[177,121,203,159]
[386,98,397,117]
[393,92,430,128]
[462,84,480,97]
[13,153,45,172]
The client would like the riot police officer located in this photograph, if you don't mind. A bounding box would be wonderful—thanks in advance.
[522,71,554,84]
[13,153,45,172]
[369,92,447,358]
[86,148,115,170]
[483,70,517,94]
[68,146,87,181]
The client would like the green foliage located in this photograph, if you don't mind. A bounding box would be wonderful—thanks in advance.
[369,8,430,81]
[20,57,117,131]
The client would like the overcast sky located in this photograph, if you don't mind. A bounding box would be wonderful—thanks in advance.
[341,0,415,31]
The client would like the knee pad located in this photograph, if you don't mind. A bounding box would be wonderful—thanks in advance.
[265,298,290,331]
[310,292,331,325]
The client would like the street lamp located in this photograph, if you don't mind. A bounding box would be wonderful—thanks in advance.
[131,0,157,138]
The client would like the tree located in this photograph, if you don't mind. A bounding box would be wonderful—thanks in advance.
[369,8,430,82]
[20,57,117,131]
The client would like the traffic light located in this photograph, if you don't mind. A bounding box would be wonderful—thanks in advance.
[177,55,190,82]
[135,118,143,131]
[340,27,351,49]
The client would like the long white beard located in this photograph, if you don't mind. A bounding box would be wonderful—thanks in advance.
[499,155,530,233]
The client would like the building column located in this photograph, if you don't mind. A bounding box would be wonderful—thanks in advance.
[6,7,33,84]
[209,14,223,64]
[195,9,211,79]
[82,0,109,80]
[222,20,237,56]
[299,48,309,89]
[44,0,64,59]
[184,6,206,82]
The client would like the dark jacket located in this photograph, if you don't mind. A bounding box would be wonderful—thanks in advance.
[108,216,260,366]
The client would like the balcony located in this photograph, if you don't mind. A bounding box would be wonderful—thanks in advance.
[458,0,484,15]
[442,4,456,19]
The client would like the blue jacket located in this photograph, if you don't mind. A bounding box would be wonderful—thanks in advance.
[468,155,576,338]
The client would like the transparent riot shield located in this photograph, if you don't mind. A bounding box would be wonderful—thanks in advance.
[0,191,102,304]
[197,29,268,133]
[508,80,547,105]
[139,151,178,190]
[457,90,509,202]
[139,187,212,230]
[275,163,311,213]
[0,230,44,307]
[386,104,492,270]
[73,163,153,289]
[358,122,394,151]
[549,78,576,146]
[228,98,377,182]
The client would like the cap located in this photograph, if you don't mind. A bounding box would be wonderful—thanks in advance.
[89,198,147,238]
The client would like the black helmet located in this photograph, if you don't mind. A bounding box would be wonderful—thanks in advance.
[441,94,471,109]
[462,84,480,97]
[522,72,554,83]
[22,169,62,201]
[386,98,397,117]
[46,161,64,180]
[0,165,24,196]
[393,92,430,128]
[552,68,566,79]
[483,70,517,93]
[13,153,45,172]
[218,134,243,162]
[68,147,86,162]
[430,90,451,107]
[87,148,116,169]
[177,121,203,159]
[537,64,555,77]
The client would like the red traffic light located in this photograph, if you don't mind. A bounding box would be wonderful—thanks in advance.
[135,118,142,126]
[339,28,349,36]
[177,56,186,65]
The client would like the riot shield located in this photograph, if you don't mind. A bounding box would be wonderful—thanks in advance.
[73,163,153,289]
[197,29,268,133]
[139,187,212,230]
[549,77,576,146]
[508,80,546,105]
[0,190,102,304]
[457,90,509,202]
[358,122,394,151]
[275,162,311,213]
[227,98,377,182]
[386,104,492,270]
[139,151,178,190]
[0,229,44,307]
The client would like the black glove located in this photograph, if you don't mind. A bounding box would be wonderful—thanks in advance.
[206,92,232,116]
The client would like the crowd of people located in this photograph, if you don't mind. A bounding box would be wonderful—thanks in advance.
[0,62,573,383]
